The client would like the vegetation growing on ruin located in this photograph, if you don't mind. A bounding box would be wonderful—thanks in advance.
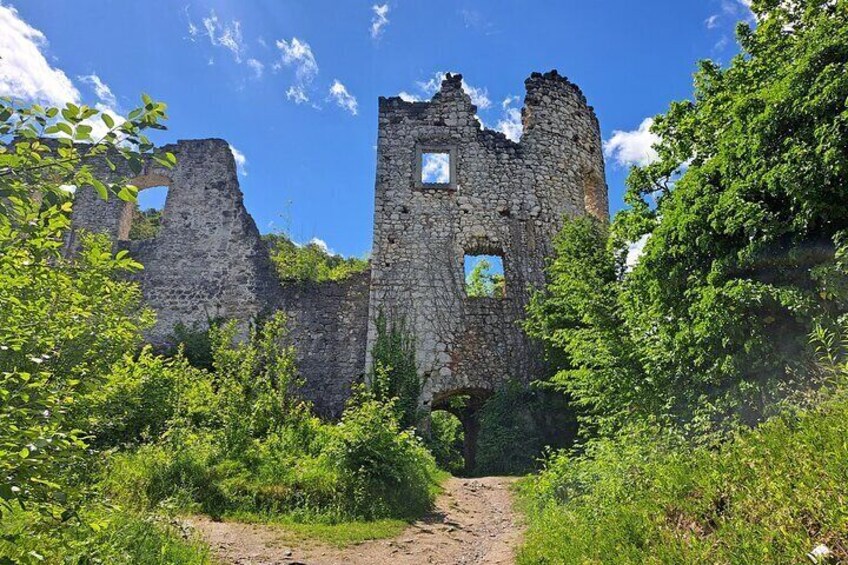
[465,258,505,298]
[520,1,848,562]
[127,205,162,240]
[0,97,439,563]
[266,232,369,283]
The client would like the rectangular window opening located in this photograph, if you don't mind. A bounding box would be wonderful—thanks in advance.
[464,254,505,298]
[421,151,451,185]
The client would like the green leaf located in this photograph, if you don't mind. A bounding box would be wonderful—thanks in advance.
[101,112,115,129]
[90,178,108,200]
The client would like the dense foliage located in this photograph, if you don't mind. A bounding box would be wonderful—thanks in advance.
[102,317,439,523]
[368,311,422,430]
[0,96,439,562]
[527,0,848,438]
[473,381,543,476]
[265,232,369,283]
[518,325,848,564]
[127,205,162,240]
[520,2,848,563]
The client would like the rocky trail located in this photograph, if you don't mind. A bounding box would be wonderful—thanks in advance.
[187,476,523,565]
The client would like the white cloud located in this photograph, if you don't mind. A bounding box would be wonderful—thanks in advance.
[201,10,244,62]
[370,4,390,39]
[397,91,420,102]
[276,37,319,103]
[603,118,660,167]
[308,237,334,255]
[625,234,650,271]
[0,3,80,106]
[496,96,523,142]
[705,14,720,28]
[328,80,358,115]
[78,74,117,109]
[421,152,450,184]
[286,85,308,104]
[416,72,491,109]
[246,58,264,78]
[229,144,247,176]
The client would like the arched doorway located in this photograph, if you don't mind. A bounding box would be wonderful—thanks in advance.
[431,387,492,475]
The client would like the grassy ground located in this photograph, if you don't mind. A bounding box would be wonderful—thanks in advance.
[222,512,410,547]
[0,506,212,564]
[516,389,848,564]
[208,469,449,547]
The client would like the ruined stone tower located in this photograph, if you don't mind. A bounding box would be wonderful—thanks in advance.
[367,71,607,425]
[65,71,608,446]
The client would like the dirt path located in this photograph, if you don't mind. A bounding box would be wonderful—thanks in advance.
[188,476,523,565]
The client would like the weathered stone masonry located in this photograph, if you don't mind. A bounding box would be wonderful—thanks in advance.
[66,71,608,426]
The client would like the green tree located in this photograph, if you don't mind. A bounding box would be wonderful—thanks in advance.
[0,95,172,521]
[265,232,369,283]
[466,258,505,298]
[529,0,848,437]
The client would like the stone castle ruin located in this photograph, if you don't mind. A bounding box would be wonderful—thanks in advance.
[67,71,608,461]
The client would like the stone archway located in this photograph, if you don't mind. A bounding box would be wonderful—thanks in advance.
[431,387,493,475]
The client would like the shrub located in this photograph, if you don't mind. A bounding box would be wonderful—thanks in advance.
[426,411,465,475]
[266,233,369,283]
[474,381,543,476]
[85,347,205,448]
[324,390,439,520]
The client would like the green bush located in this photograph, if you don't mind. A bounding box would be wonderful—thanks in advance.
[426,411,465,475]
[0,505,211,564]
[324,391,439,520]
[518,386,848,564]
[85,347,205,448]
[266,233,369,283]
[101,319,440,524]
[474,381,543,476]
[105,391,440,523]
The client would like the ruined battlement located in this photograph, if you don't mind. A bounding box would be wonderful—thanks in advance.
[66,70,608,422]
[367,71,608,412]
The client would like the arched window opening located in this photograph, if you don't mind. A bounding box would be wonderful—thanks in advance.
[117,182,170,241]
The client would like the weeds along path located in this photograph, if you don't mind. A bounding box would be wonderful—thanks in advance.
[188,476,522,565]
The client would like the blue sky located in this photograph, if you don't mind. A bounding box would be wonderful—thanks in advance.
[0,0,753,258]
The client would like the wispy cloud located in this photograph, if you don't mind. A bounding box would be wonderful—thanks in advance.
[246,58,264,79]
[78,74,117,109]
[200,10,244,62]
[705,14,720,28]
[421,152,450,184]
[603,118,660,167]
[276,37,319,104]
[328,80,358,115]
[229,144,248,176]
[414,71,492,109]
[370,4,390,39]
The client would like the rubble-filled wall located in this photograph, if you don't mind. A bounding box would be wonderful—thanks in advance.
[68,139,278,340]
[66,70,608,425]
[367,71,608,412]
[66,138,369,417]
[275,270,371,418]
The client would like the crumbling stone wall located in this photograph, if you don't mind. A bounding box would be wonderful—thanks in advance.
[66,70,608,423]
[275,270,371,418]
[367,71,608,412]
[68,139,278,340]
[66,139,369,417]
